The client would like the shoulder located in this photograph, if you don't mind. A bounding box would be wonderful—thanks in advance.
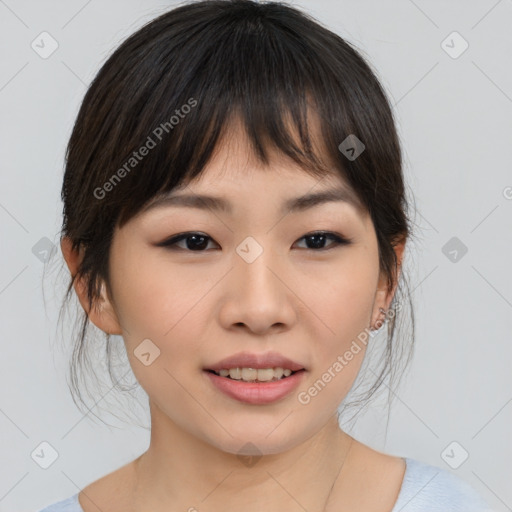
[392,457,496,512]
[37,493,82,512]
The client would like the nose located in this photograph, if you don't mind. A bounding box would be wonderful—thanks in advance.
[218,244,297,336]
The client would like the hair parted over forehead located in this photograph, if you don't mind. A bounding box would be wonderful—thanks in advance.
[59,0,416,421]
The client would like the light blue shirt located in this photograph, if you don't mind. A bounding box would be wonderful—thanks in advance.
[37,457,496,511]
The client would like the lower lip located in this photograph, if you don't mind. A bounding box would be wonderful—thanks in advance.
[204,370,306,405]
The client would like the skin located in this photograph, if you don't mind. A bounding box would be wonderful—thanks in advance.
[61,119,406,512]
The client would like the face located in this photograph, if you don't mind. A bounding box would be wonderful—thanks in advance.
[91,125,395,457]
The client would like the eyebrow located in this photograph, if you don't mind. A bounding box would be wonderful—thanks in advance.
[142,186,362,216]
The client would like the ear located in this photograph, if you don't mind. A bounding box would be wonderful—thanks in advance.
[60,236,123,335]
[370,237,406,330]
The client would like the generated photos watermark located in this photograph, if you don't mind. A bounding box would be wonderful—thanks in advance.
[93,97,198,200]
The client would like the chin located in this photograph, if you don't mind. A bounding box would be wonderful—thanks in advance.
[198,417,317,458]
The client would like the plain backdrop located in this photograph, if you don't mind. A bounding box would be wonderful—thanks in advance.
[0,1,511,510]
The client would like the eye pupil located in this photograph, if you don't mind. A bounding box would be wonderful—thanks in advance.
[306,234,327,249]
[186,234,209,250]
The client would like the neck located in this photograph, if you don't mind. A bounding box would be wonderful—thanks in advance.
[130,400,354,512]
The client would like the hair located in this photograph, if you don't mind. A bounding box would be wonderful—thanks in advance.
[56,0,417,426]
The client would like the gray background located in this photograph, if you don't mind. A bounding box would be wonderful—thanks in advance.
[1,0,511,510]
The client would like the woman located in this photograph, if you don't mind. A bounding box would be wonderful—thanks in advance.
[38,1,494,510]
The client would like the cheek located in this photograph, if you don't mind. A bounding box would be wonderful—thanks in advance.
[108,248,220,386]
[109,244,209,337]
[304,252,378,339]
[108,255,210,410]
[298,253,378,396]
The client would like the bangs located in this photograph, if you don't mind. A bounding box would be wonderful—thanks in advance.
[86,3,375,228]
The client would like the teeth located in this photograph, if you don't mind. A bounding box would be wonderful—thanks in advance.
[228,368,242,380]
[213,367,297,382]
[241,368,258,381]
[255,368,275,382]
[274,367,285,379]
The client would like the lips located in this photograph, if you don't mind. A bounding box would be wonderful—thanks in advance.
[204,350,306,372]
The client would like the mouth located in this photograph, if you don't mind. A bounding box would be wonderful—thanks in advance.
[203,351,307,404]
[203,368,307,405]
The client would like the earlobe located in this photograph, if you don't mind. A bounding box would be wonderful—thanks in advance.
[92,282,123,336]
[370,287,390,332]
[60,236,123,336]
[370,238,406,331]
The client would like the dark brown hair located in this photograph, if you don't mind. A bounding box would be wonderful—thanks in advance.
[58,0,416,423]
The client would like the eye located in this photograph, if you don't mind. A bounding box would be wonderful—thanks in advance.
[156,232,219,251]
[156,231,353,252]
[294,231,353,251]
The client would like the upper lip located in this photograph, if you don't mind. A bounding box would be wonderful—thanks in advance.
[205,351,306,372]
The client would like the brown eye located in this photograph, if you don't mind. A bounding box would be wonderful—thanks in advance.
[156,231,352,252]
[156,232,218,251]
[294,232,352,251]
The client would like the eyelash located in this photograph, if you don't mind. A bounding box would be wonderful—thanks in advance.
[156,231,353,252]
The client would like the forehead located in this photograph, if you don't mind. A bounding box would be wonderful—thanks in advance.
[140,160,367,224]
[136,111,368,221]
[167,116,364,210]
